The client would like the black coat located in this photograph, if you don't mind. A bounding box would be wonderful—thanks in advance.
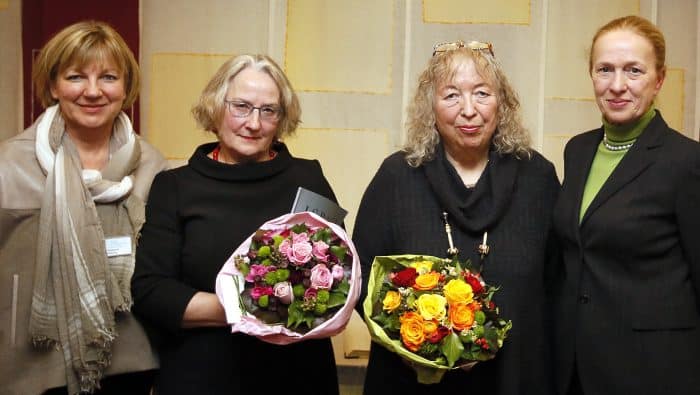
[353,144,560,395]
[552,112,700,395]
[132,142,340,395]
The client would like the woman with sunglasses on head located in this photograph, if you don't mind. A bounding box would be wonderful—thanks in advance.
[353,40,559,394]
[552,15,700,395]
[131,54,341,395]
[0,20,167,395]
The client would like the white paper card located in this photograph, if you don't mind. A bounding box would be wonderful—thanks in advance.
[105,236,132,257]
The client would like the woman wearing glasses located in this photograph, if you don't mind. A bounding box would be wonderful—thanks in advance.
[131,54,340,394]
[353,41,559,394]
[553,16,700,395]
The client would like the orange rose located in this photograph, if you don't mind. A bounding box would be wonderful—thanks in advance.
[449,303,475,331]
[413,271,441,291]
[400,312,425,352]
[469,301,481,311]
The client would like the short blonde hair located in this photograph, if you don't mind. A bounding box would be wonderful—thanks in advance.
[403,44,531,167]
[589,15,666,74]
[33,20,140,109]
[192,54,301,139]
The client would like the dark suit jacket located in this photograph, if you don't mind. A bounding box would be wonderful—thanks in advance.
[552,112,700,395]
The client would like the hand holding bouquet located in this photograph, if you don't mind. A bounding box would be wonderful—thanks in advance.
[216,212,360,345]
[363,255,512,384]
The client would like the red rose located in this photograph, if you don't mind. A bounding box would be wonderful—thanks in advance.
[426,326,450,344]
[391,267,418,287]
[464,274,484,294]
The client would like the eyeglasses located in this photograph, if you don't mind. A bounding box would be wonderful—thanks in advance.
[432,40,495,57]
[225,100,282,121]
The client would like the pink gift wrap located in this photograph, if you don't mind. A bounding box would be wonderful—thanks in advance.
[215,211,361,345]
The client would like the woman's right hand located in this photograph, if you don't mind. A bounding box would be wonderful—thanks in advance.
[181,291,228,328]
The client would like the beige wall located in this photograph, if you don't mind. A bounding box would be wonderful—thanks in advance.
[0,0,22,141]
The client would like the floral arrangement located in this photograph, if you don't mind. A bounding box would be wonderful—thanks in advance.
[216,212,360,345]
[363,254,512,384]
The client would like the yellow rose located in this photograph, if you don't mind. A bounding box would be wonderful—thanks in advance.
[382,290,401,312]
[413,271,441,291]
[410,260,433,274]
[399,312,425,352]
[423,319,439,336]
[443,279,474,305]
[416,293,447,321]
[449,303,475,331]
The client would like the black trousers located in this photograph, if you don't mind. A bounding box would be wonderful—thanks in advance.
[42,370,156,395]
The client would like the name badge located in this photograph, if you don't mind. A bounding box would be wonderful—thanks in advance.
[105,236,132,257]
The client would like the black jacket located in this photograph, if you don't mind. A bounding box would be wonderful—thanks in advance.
[353,143,560,395]
[552,112,700,395]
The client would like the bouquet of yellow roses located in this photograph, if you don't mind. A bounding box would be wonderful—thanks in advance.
[363,255,512,384]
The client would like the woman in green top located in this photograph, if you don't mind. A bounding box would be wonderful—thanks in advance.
[552,15,700,395]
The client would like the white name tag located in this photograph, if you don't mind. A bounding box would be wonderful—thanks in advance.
[105,236,132,257]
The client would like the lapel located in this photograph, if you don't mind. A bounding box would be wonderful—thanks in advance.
[564,130,601,233]
[580,114,666,226]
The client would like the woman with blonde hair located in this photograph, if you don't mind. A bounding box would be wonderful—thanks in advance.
[0,20,167,395]
[353,40,559,394]
[132,53,340,394]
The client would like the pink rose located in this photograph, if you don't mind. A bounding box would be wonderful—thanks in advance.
[331,264,345,283]
[310,264,333,290]
[312,241,329,262]
[288,241,312,266]
[304,287,318,300]
[291,232,310,244]
[245,264,272,282]
[278,239,292,256]
[273,281,294,304]
[251,285,273,300]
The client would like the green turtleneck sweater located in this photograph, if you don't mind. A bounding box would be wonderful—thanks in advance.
[579,106,656,222]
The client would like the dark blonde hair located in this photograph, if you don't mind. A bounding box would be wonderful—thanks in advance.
[33,20,140,108]
[589,15,666,74]
[192,54,301,139]
[403,44,531,167]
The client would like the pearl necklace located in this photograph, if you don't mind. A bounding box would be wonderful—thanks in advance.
[603,134,634,151]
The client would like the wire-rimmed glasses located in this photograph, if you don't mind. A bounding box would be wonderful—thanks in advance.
[225,100,282,122]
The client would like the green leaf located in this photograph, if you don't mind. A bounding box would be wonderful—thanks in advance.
[330,245,347,261]
[474,310,486,325]
[335,278,350,295]
[440,332,464,367]
[290,224,308,234]
[327,290,347,308]
[287,301,304,328]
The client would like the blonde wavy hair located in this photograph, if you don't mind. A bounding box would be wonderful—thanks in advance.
[192,54,301,139]
[403,44,531,167]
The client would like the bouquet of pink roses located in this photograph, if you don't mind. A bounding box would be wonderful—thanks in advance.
[216,211,361,345]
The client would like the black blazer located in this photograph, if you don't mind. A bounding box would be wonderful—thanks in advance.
[552,112,700,395]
